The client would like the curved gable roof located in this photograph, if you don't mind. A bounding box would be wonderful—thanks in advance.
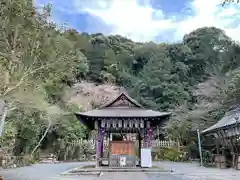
[75,93,172,129]
[99,92,143,109]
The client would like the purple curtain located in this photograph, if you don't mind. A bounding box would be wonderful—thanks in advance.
[98,128,105,156]
[147,127,153,147]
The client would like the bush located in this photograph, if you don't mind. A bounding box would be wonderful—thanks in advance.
[202,150,214,166]
[22,155,36,166]
[66,147,74,160]
[154,147,184,162]
[72,145,81,160]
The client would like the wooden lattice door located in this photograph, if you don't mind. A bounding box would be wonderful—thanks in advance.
[110,141,135,156]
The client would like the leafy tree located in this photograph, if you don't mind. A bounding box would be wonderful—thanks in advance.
[2,0,240,162]
[0,0,86,136]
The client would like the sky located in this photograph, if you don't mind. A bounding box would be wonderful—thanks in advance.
[35,0,240,43]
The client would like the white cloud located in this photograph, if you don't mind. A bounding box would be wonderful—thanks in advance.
[74,0,174,42]
[175,0,240,41]
[73,0,240,42]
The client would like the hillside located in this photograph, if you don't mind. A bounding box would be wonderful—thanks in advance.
[64,27,240,116]
[62,27,240,139]
[64,82,125,110]
[1,1,240,161]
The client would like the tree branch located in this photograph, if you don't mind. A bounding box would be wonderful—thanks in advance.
[0,105,8,137]
[2,60,62,96]
[12,24,19,51]
[31,120,51,155]
[0,102,12,137]
[0,52,9,58]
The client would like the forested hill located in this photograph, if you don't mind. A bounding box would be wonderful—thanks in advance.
[64,27,240,129]
[63,28,240,112]
[64,27,240,143]
[1,1,240,157]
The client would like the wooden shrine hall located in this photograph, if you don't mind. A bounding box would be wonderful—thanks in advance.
[75,93,171,168]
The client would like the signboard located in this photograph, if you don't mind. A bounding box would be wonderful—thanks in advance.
[110,141,135,155]
[119,156,126,167]
[141,148,152,168]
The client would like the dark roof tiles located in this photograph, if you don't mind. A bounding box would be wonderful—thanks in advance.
[202,107,240,134]
[76,107,171,118]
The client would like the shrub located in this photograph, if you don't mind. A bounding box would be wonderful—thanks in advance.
[154,147,184,162]
[22,155,36,166]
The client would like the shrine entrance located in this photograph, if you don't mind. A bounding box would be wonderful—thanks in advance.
[75,92,171,168]
[107,132,140,167]
[110,133,137,156]
[110,141,135,156]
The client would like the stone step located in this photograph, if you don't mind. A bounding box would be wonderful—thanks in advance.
[48,175,97,180]
[97,172,148,180]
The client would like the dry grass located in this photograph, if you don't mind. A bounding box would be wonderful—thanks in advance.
[63,82,126,110]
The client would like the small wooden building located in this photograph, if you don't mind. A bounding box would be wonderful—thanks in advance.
[202,106,240,169]
[75,92,171,168]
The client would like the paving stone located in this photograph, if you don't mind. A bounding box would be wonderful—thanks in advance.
[1,161,240,180]
[98,172,148,180]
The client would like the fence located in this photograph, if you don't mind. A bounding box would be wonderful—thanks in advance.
[68,139,177,149]
[152,140,177,148]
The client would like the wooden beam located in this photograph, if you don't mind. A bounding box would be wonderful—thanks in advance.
[138,132,141,166]
[95,121,100,168]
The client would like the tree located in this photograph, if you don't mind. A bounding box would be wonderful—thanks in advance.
[2,0,240,161]
[222,0,239,6]
[183,27,232,81]
[0,1,86,136]
[132,44,190,110]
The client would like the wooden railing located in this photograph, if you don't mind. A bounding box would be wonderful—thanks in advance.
[152,140,177,148]
[68,139,176,149]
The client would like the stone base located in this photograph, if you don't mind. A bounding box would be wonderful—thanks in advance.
[215,154,226,169]
[61,166,169,176]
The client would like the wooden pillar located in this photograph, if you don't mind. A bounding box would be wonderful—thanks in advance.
[139,128,144,166]
[147,128,153,148]
[138,132,141,166]
[99,128,105,166]
[146,121,153,148]
[95,121,100,168]
[216,139,220,154]
[101,132,105,162]
[140,128,145,148]
[108,131,111,167]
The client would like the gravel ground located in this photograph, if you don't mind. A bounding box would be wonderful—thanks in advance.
[152,161,240,180]
[1,161,240,180]
[0,162,95,180]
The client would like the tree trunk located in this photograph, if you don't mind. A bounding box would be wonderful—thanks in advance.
[0,101,9,137]
[31,121,51,155]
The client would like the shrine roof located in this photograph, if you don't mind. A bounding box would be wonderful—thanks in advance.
[75,92,171,118]
[99,92,143,109]
[75,93,171,129]
[76,107,171,118]
[202,106,240,135]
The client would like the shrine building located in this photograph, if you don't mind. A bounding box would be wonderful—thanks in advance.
[75,92,171,168]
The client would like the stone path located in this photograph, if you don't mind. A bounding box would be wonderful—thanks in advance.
[47,175,97,180]
[0,162,94,180]
[153,161,240,180]
[98,172,148,180]
[1,161,240,180]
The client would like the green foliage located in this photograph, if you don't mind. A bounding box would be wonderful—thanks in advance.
[2,0,240,165]
[0,121,17,154]
[202,150,214,167]
[154,147,184,162]
[0,0,89,165]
